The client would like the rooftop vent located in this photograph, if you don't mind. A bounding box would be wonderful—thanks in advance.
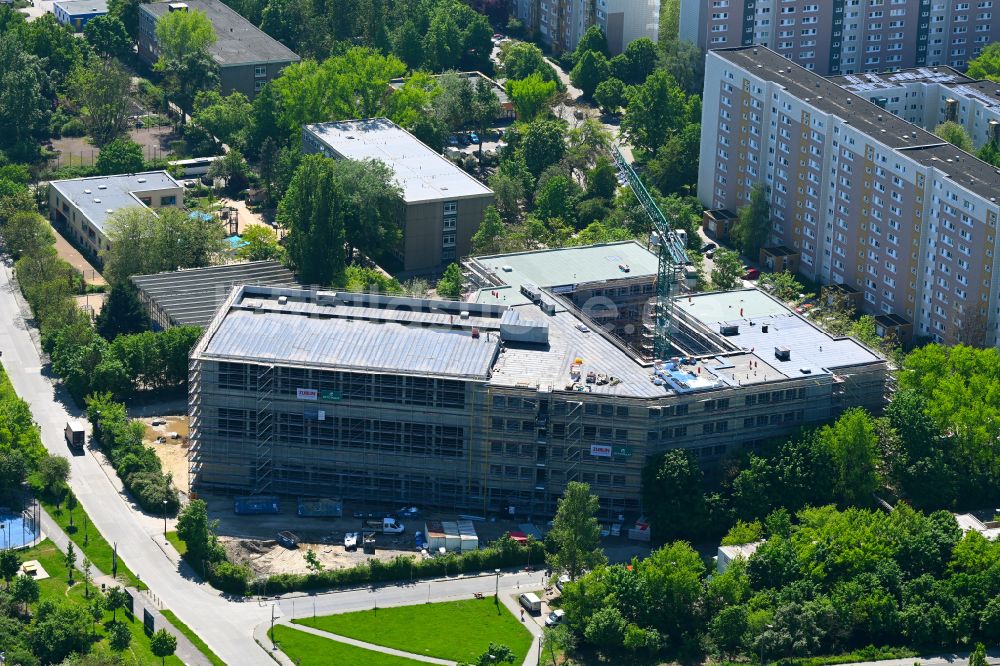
[84,189,91,194]
[137,177,147,183]
[774,346,791,361]
[167,2,188,10]
[277,295,288,305]
[105,209,113,214]
[800,367,812,374]
[93,198,101,203]
[720,324,740,336]
[98,185,106,190]
[460,311,470,320]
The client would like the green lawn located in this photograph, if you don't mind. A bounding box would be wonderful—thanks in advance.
[40,498,143,589]
[271,625,424,666]
[17,539,183,666]
[161,609,225,666]
[293,598,533,664]
[165,530,187,556]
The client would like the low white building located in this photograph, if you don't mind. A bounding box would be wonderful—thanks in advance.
[717,541,764,573]
[955,514,1000,541]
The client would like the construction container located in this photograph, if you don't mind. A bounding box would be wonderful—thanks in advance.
[297,497,343,517]
[424,521,447,552]
[457,520,479,552]
[234,496,279,515]
[441,521,461,552]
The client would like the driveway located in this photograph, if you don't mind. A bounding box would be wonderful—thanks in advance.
[20,0,53,21]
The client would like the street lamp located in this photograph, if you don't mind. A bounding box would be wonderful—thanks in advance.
[162,500,168,537]
[494,568,501,599]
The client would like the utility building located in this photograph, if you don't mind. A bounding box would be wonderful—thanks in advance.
[189,255,886,520]
[302,118,494,276]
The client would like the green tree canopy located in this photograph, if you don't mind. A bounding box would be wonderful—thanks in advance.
[731,182,771,257]
[71,58,133,147]
[83,14,131,59]
[967,42,1000,82]
[593,77,627,114]
[498,41,560,84]
[435,262,463,299]
[570,50,610,99]
[545,481,606,580]
[622,69,693,155]
[574,25,609,60]
[96,137,144,175]
[506,73,557,121]
[933,121,974,152]
[711,248,744,289]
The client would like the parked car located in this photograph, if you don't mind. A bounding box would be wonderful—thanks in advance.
[743,267,760,280]
[555,574,571,591]
[396,506,420,518]
[468,132,479,144]
[705,249,716,259]
[458,134,471,146]
[447,135,460,146]
[545,609,566,626]
[700,242,717,253]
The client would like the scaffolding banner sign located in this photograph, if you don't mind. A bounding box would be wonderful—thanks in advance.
[304,409,326,421]
[590,444,613,457]
[320,390,342,401]
[613,446,633,458]
[296,388,318,401]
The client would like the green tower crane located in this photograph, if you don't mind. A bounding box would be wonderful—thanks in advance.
[611,144,689,360]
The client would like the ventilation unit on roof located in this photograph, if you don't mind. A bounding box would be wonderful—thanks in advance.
[720,324,740,336]
[137,178,147,183]
[84,189,92,194]
[277,295,288,305]
[774,346,791,361]
[98,185,106,190]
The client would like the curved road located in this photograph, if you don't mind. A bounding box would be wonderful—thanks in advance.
[0,261,550,665]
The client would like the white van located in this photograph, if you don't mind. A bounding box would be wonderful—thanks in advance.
[518,592,541,614]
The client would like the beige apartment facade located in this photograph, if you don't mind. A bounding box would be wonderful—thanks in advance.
[698,46,1000,347]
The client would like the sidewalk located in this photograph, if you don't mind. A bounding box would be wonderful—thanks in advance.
[497,591,543,666]
[48,222,106,286]
[36,506,210,666]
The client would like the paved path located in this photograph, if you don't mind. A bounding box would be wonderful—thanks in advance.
[844,649,1000,666]
[49,223,106,286]
[278,621,456,665]
[36,504,211,666]
[0,262,273,665]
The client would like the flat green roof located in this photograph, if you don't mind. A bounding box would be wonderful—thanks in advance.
[471,241,658,297]
[675,289,790,325]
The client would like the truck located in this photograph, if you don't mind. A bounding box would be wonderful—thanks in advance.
[64,421,86,450]
[363,517,405,534]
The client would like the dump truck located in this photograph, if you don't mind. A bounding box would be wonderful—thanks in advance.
[64,421,86,451]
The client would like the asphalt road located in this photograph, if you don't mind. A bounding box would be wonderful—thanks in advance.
[0,262,274,665]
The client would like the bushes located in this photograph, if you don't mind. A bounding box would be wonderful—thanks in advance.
[85,392,179,515]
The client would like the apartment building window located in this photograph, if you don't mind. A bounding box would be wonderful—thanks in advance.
[255,65,267,77]
[160,195,176,206]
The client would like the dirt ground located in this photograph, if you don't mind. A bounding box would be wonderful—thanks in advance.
[73,292,107,318]
[141,415,191,495]
[49,127,176,168]
[221,535,419,577]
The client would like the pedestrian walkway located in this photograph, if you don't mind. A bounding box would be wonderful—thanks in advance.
[49,223,106,286]
[497,591,543,666]
[36,505,210,666]
[277,620,457,665]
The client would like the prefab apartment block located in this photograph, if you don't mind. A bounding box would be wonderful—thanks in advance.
[302,118,494,276]
[188,276,886,521]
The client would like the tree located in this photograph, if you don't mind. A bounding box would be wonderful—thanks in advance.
[105,585,130,621]
[574,25,609,60]
[731,183,771,257]
[96,138,144,175]
[543,624,576,666]
[976,139,1000,167]
[499,41,560,84]
[586,157,618,200]
[102,207,226,283]
[65,541,77,582]
[303,548,323,573]
[506,73,557,122]
[150,628,178,666]
[96,282,149,340]
[83,14,131,59]
[236,224,285,262]
[87,593,105,637]
[594,78,627,114]
[470,78,501,160]
[1,211,55,260]
[967,42,1000,82]
[66,490,78,527]
[278,155,343,285]
[471,206,507,255]
[710,604,749,658]
[176,498,220,567]
[646,122,701,194]
[11,571,39,614]
[711,248,744,290]
[154,9,219,113]
[818,408,879,506]
[193,91,253,149]
[933,121,974,152]
[660,39,705,94]
[584,606,626,650]
[436,263,463,299]
[759,271,807,301]
[0,35,49,156]
[82,557,92,598]
[641,450,706,543]
[27,599,90,663]
[37,454,70,502]
[471,642,516,665]
[570,50,610,99]
[520,119,566,178]
[610,37,657,85]
[0,549,20,587]
[545,481,606,580]
[622,70,691,155]
[107,620,131,652]
[208,149,250,194]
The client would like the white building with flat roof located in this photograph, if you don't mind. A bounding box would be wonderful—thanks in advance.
[48,171,183,260]
[302,118,494,276]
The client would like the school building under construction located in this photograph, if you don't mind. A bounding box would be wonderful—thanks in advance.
[187,244,887,521]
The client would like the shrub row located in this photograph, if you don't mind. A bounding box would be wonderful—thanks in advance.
[85,392,180,515]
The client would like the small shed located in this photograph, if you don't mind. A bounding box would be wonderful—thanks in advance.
[716,540,764,573]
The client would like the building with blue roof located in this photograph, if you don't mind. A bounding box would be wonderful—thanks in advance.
[53,0,108,30]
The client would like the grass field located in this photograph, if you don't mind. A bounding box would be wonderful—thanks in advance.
[161,609,225,666]
[270,625,424,665]
[17,539,183,665]
[40,497,143,589]
[293,598,533,664]
[165,530,187,556]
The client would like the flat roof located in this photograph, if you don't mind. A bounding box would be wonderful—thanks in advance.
[469,241,659,306]
[828,66,973,92]
[675,289,882,374]
[712,47,1000,202]
[49,171,181,235]
[131,260,298,328]
[303,118,494,204]
[389,71,511,106]
[53,0,108,14]
[142,0,299,66]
